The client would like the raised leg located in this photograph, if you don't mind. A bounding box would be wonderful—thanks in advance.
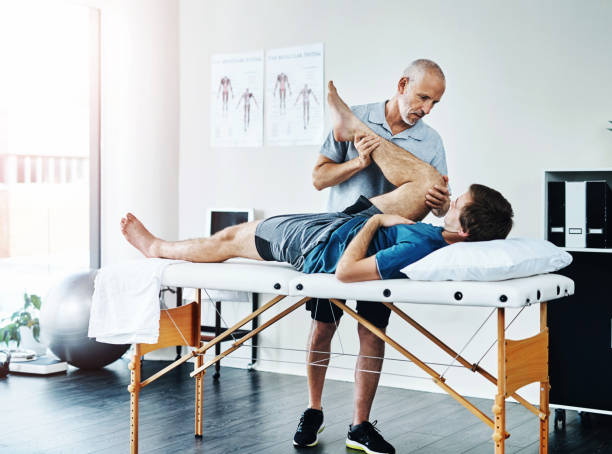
[128,345,142,454]
[493,308,506,454]
[540,302,549,454]
[370,175,443,220]
[327,81,444,189]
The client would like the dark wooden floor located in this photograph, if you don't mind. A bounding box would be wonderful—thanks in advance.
[1,359,611,454]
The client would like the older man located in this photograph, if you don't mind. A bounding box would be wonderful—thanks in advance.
[295,60,449,453]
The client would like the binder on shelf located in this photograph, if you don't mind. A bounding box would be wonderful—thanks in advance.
[586,181,612,248]
[565,181,586,248]
[547,181,565,246]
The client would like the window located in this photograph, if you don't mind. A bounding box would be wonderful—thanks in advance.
[0,2,100,316]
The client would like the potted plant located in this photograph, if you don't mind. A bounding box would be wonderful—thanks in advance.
[0,293,45,355]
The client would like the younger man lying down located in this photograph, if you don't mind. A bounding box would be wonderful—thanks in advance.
[122,182,512,282]
[121,82,513,282]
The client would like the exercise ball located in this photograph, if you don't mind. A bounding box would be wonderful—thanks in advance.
[40,270,130,369]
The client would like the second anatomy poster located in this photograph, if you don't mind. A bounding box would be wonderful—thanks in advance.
[266,43,324,147]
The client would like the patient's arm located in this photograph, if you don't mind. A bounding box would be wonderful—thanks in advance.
[335,214,413,282]
[335,216,381,282]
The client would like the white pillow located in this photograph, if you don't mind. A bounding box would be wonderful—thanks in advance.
[401,238,573,281]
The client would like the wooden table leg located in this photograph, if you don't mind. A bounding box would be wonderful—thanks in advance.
[540,302,549,454]
[195,288,204,438]
[195,354,204,438]
[493,308,506,454]
[128,345,141,454]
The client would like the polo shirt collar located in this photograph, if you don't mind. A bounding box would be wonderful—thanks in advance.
[367,101,425,141]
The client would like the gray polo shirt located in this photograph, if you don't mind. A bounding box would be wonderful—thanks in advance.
[321,101,448,212]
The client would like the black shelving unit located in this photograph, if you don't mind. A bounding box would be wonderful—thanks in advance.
[545,170,612,429]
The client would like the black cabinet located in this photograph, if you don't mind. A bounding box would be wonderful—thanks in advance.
[549,251,612,412]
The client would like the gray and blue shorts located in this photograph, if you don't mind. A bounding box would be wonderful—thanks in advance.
[254,196,390,328]
[254,195,380,270]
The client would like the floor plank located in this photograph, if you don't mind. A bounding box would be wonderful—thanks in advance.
[1,358,610,453]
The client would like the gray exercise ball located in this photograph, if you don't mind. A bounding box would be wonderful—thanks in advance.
[40,270,130,370]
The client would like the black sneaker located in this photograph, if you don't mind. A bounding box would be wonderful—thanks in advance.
[346,420,395,454]
[293,408,325,447]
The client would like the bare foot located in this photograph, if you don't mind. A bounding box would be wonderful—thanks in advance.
[327,81,365,142]
[120,213,159,257]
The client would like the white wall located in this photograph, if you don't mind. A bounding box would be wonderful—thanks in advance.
[82,0,180,267]
[84,0,180,360]
[178,0,612,403]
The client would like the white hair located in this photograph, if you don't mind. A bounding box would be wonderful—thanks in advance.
[402,59,445,83]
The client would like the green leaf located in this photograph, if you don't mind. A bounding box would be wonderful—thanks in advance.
[32,325,40,342]
[11,310,21,320]
[24,293,31,310]
[30,295,42,310]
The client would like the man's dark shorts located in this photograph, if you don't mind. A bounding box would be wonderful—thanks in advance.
[305,196,390,329]
[255,195,391,329]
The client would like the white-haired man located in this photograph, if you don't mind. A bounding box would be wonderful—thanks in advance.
[298,60,449,453]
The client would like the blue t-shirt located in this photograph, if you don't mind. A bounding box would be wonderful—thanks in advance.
[302,220,447,280]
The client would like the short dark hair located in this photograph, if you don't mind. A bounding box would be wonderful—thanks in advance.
[460,184,513,242]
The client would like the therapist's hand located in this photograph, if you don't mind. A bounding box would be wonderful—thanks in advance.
[426,175,450,217]
[354,134,380,169]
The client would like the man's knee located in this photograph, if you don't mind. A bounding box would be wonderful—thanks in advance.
[310,320,337,345]
[420,166,445,191]
[357,323,385,344]
[214,224,240,242]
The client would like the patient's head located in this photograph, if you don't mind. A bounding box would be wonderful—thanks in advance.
[458,184,514,241]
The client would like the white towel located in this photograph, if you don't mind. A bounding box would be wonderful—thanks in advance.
[88,258,183,344]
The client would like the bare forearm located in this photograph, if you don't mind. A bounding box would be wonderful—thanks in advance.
[336,215,381,272]
[312,158,365,191]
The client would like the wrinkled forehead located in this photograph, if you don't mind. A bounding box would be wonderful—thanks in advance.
[410,72,445,95]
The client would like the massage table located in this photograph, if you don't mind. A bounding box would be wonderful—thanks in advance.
[126,260,574,454]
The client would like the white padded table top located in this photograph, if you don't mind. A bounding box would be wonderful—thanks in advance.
[161,259,574,308]
[162,259,301,295]
[291,273,574,308]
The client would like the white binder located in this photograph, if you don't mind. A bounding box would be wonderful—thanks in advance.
[565,181,586,247]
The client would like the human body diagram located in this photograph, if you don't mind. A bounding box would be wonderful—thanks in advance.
[295,83,319,129]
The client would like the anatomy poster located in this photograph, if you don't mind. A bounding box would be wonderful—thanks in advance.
[266,43,324,146]
[210,51,264,147]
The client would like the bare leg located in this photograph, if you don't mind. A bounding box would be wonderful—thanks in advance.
[353,324,385,425]
[370,177,442,220]
[120,213,263,262]
[307,320,337,409]
[327,81,443,189]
